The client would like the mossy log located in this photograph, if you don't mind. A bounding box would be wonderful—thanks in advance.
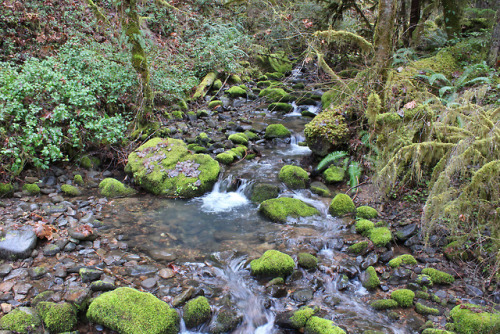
[192,72,217,100]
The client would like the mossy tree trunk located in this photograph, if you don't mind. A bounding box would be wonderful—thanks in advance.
[121,0,153,122]
[372,0,397,89]
[488,7,500,67]
[441,0,463,39]
[406,0,421,46]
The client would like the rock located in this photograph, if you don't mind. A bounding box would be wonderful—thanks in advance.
[292,288,313,303]
[98,178,136,198]
[250,183,280,203]
[149,250,177,262]
[68,226,97,241]
[335,274,350,290]
[129,265,158,277]
[323,166,345,183]
[361,266,380,290]
[329,194,355,217]
[227,133,248,145]
[43,244,61,256]
[141,277,158,289]
[466,284,484,297]
[79,268,102,283]
[0,228,37,260]
[369,227,392,247]
[28,266,48,279]
[421,268,454,284]
[395,223,418,241]
[268,102,293,112]
[259,198,319,223]
[258,87,291,102]
[264,124,291,139]
[22,183,40,195]
[63,287,91,311]
[361,252,379,270]
[183,296,211,328]
[209,306,242,334]
[158,268,175,279]
[278,165,309,189]
[304,108,349,156]
[0,264,12,277]
[61,184,81,196]
[0,307,41,333]
[125,138,220,198]
[172,287,195,307]
[305,316,346,334]
[391,289,415,307]
[90,280,115,292]
[250,250,295,277]
[310,181,331,197]
[226,86,247,98]
[36,302,77,333]
[388,254,417,268]
[87,287,179,334]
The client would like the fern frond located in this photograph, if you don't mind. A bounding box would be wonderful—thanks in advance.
[348,162,362,190]
[429,73,450,86]
[316,151,348,172]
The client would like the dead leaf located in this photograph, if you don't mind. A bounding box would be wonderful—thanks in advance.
[34,223,57,240]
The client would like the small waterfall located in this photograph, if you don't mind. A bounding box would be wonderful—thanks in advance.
[199,176,251,213]
[284,101,302,117]
[278,133,311,155]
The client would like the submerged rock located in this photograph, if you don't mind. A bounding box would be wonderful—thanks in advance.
[125,138,220,198]
[0,228,37,260]
[183,296,211,328]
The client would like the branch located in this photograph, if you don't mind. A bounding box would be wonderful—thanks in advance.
[84,0,109,25]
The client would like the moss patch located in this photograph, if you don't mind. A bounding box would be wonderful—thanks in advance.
[86,287,179,334]
[290,306,316,329]
[421,268,455,285]
[22,183,40,195]
[368,227,392,247]
[250,250,295,278]
[450,304,500,334]
[268,102,293,112]
[251,183,280,203]
[0,307,41,333]
[370,299,398,310]
[228,133,248,145]
[355,219,375,235]
[73,175,84,186]
[362,266,380,290]
[356,206,378,219]
[304,107,349,156]
[415,302,440,316]
[279,165,309,189]
[0,183,14,197]
[259,197,319,223]
[304,316,346,334]
[99,178,136,198]
[388,254,417,268]
[36,302,77,333]
[259,87,291,102]
[323,166,345,183]
[61,184,81,196]
[329,194,355,217]
[348,241,369,254]
[227,86,247,98]
[264,124,291,139]
[183,296,211,328]
[298,253,318,269]
[391,289,415,308]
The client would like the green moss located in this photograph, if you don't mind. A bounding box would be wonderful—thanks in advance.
[256,52,292,74]
[279,165,309,189]
[310,182,331,197]
[183,296,211,328]
[172,110,184,120]
[99,178,136,198]
[212,79,222,90]
[266,72,284,80]
[36,302,77,333]
[422,329,455,334]
[61,184,81,196]
[251,183,279,203]
[329,193,355,217]
[375,112,401,126]
[355,219,375,235]
[87,287,179,334]
[370,299,398,310]
[450,304,500,334]
[73,175,84,186]
[80,155,93,169]
[208,100,223,109]
[348,241,369,254]
[415,291,430,299]
[0,183,14,197]
[415,302,440,316]
[298,253,318,269]
[323,166,345,183]
[410,49,459,77]
[244,130,259,140]
[264,124,291,139]
[259,197,319,223]
[368,227,392,247]
[216,152,236,165]
[257,80,272,88]
[362,266,380,290]
[229,74,242,84]
[304,316,346,334]
[187,144,208,153]
[290,306,316,329]
[0,307,41,333]
[390,289,415,308]
[356,206,378,219]
[304,108,349,155]
[228,133,248,145]
[259,87,291,102]
[250,250,295,277]
[227,86,247,98]
[443,241,469,261]
[268,102,293,112]
[388,254,417,268]
[421,268,455,285]
[22,183,40,195]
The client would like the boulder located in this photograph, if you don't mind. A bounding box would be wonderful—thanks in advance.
[0,228,37,260]
[99,178,136,198]
[36,302,77,333]
[304,108,349,156]
[279,165,309,189]
[183,296,211,328]
[259,198,319,223]
[250,250,295,278]
[264,124,291,139]
[329,194,355,217]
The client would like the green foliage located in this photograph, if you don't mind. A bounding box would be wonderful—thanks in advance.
[392,48,417,66]
[316,151,347,172]
[348,161,361,190]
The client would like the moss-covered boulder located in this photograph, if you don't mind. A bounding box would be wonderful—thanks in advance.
[356,206,378,219]
[99,178,136,198]
[228,133,248,145]
[310,181,331,197]
[421,268,455,285]
[256,52,292,74]
[450,304,500,334]
[290,306,316,329]
[36,302,77,333]
[421,329,455,334]
[0,183,14,197]
[304,107,349,156]
[329,194,355,217]
[86,287,179,334]
[183,296,211,328]
[388,254,417,268]
[208,100,223,109]
[304,316,346,334]
[361,266,380,290]
[370,299,398,310]
[251,183,280,203]
[227,86,247,98]
[298,253,318,269]
[259,197,319,223]
[368,227,392,247]
[259,87,291,102]
[268,102,293,112]
[0,307,41,333]
[22,183,40,195]
[61,184,81,196]
[264,124,291,139]
[355,219,375,235]
[415,302,440,316]
[390,289,415,308]
[323,166,345,183]
[250,250,295,277]
[74,174,84,186]
[279,165,309,189]
[348,241,370,255]
[125,138,220,198]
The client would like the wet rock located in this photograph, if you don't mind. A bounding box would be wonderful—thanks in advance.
[28,266,48,279]
[323,295,341,307]
[361,252,379,270]
[335,274,350,291]
[90,280,116,292]
[64,287,91,310]
[172,287,195,307]
[43,244,61,256]
[13,282,32,295]
[129,265,158,277]
[379,249,394,263]
[0,228,37,260]
[209,306,242,334]
[141,277,158,289]
[64,242,77,252]
[395,223,418,241]
[266,286,287,298]
[183,296,211,328]
[68,226,97,241]
[159,268,175,279]
[149,250,177,262]
[79,268,102,282]
[3,268,28,281]
[466,284,483,297]
[292,289,313,303]
[0,263,12,277]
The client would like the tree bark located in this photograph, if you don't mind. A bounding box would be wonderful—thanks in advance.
[406,0,421,46]
[373,0,398,86]
[441,0,463,39]
[488,8,500,67]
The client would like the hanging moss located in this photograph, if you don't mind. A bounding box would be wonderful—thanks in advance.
[313,30,374,55]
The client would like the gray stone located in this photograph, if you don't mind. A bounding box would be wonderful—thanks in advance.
[0,229,37,260]
[149,250,177,262]
[79,268,102,283]
[28,266,48,279]
[361,252,379,270]
[291,288,313,303]
[0,263,12,277]
[43,244,61,256]
[90,280,115,292]
[172,287,195,307]
[68,226,97,241]
[129,265,157,276]
[141,277,158,289]
[396,223,418,241]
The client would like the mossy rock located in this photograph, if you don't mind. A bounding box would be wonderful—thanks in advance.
[310,182,331,197]
[250,250,295,278]
[125,138,220,198]
[279,165,309,189]
[370,299,398,310]
[421,329,455,334]
[22,183,40,195]
[304,316,346,334]
[208,100,223,109]
[0,307,41,333]
[251,183,280,203]
[323,166,345,183]
[348,241,370,255]
[421,268,455,285]
[362,266,380,290]
[264,124,291,139]
[290,306,316,329]
[304,107,349,156]
[0,183,14,197]
[390,289,415,308]
[298,253,318,270]
[356,206,378,219]
[388,254,417,268]
[99,178,136,198]
[227,86,247,98]
[259,87,291,102]
[36,302,77,333]
[329,194,355,217]
[256,52,292,74]
[80,155,100,169]
[266,72,283,80]
[244,130,259,140]
[183,296,211,328]
[443,241,469,261]
[216,152,236,165]
[61,184,81,197]
[86,287,179,334]
[415,302,440,316]
[228,133,248,145]
[355,219,375,235]
[259,197,319,223]
[172,110,184,120]
[450,304,500,334]
[368,227,392,247]
[268,102,293,112]
[187,144,208,154]
[73,175,84,186]
[212,79,223,90]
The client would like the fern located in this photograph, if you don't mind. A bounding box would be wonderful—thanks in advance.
[316,151,348,172]
[348,162,362,190]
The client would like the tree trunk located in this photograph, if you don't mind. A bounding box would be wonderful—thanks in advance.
[441,0,463,39]
[406,0,421,46]
[488,8,500,67]
[373,0,398,86]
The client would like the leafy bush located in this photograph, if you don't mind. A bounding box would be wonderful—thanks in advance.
[0,42,136,174]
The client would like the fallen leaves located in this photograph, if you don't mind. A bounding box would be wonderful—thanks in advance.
[34,222,57,240]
